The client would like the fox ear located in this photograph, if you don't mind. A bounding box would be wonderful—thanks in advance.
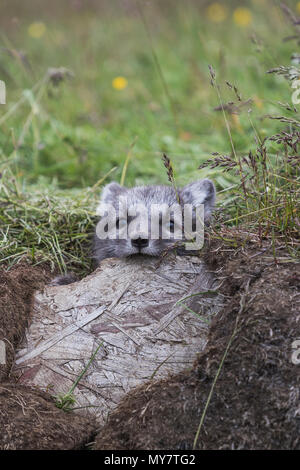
[96,182,127,215]
[181,179,216,221]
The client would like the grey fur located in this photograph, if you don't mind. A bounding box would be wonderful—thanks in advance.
[92,179,215,265]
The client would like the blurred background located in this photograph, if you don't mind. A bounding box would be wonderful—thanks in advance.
[0,0,297,190]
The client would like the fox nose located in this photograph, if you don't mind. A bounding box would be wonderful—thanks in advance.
[131,237,149,249]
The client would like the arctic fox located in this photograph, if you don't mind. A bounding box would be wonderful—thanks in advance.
[51,178,215,285]
[93,178,215,265]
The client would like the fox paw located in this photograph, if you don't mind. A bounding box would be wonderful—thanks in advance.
[49,273,78,286]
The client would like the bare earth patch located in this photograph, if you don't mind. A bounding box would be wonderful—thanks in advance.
[0,263,96,450]
[0,242,299,450]
[93,242,300,450]
[0,264,51,382]
[0,382,95,450]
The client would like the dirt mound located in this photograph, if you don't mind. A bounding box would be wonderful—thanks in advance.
[0,264,51,382]
[0,263,97,450]
[1,244,299,450]
[0,382,95,450]
[93,243,300,450]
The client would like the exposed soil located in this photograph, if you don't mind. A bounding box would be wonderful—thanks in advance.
[0,263,51,382]
[0,382,95,450]
[0,240,299,450]
[0,263,96,450]
[93,241,300,450]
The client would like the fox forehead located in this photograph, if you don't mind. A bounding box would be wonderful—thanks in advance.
[114,185,178,208]
[97,179,216,223]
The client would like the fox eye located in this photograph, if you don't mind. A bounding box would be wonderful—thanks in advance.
[116,218,127,229]
[168,219,175,233]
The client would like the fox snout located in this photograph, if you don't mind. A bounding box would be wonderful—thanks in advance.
[131,237,149,249]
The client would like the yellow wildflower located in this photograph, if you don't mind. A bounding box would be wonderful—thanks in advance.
[233,7,252,27]
[206,3,227,23]
[112,76,128,90]
[28,22,46,38]
[297,2,300,14]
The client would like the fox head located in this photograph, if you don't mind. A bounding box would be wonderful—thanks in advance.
[93,179,215,264]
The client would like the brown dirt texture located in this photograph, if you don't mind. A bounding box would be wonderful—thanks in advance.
[0,382,96,450]
[0,264,51,382]
[93,241,300,450]
[0,263,96,450]
[0,240,299,450]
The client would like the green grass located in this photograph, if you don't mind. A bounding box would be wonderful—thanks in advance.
[54,340,104,412]
[0,1,295,188]
[0,0,299,272]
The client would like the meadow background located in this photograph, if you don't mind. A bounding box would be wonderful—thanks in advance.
[0,0,299,273]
